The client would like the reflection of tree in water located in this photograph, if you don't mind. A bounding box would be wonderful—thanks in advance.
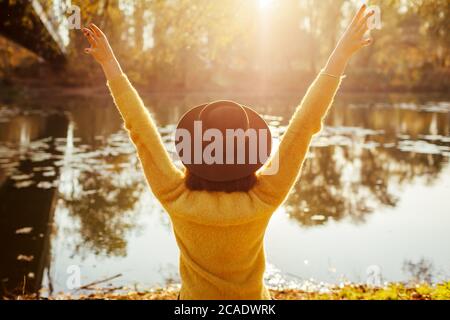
[63,171,143,257]
[284,102,450,227]
[59,129,146,257]
[286,146,371,227]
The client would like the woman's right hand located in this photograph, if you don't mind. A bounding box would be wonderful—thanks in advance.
[82,23,122,79]
[82,23,115,64]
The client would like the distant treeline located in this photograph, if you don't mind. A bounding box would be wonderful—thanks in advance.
[0,0,449,92]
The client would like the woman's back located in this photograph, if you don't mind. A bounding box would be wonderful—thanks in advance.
[167,188,273,299]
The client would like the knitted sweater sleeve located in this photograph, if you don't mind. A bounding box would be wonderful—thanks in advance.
[253,72,343,207]
[107,73,184,201]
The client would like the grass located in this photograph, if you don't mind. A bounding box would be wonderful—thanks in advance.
[10,282,450,300]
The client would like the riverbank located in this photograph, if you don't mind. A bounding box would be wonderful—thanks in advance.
[10,282,450,300]
[2,74,450,101]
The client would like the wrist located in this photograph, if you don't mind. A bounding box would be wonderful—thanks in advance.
[101,57,122,80]
[323,48,350,77]
[101,56,118,70]
[330,47,350,64]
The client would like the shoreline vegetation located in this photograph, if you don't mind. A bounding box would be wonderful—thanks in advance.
[1,1,449,95]
[1,1,449,94]
[7,282,450,300]
[1,77,450,102]
[1,67,449,96]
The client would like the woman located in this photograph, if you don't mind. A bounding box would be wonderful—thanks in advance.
[82,4,374,300]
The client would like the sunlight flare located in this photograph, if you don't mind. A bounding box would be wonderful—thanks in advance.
[258,0,273,10]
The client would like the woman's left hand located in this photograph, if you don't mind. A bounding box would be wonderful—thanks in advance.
[323,4,375,77]
[334,4,375,59]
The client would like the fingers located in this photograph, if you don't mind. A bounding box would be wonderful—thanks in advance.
[84,47,96,55]
[360,38,373,47]
[355,21,369,38]
[82,28,97,47]
[350,4,367,28]
[89,23,105,39]
[355,10,375,35]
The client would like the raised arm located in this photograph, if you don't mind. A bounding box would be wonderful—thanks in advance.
[254,5,375,207]
[82,24,184,202]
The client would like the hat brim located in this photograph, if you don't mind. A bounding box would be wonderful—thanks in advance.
[175,103,272,182]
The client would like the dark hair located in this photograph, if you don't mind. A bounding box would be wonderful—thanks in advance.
[185,169,257,193]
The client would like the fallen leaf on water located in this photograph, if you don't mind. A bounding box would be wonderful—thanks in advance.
[14,181,34,188]
[11,173,34,181]
[15,227,33,235]
[42,171,56,177]
[311,214,326,221]
[37,181,54,189]
[17,254,34,262]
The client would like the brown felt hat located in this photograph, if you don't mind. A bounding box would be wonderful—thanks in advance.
[175,100,272,182]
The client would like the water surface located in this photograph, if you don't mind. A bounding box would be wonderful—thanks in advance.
[0,91,449,295]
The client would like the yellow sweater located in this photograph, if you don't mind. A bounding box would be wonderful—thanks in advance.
[107,72,342,300]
